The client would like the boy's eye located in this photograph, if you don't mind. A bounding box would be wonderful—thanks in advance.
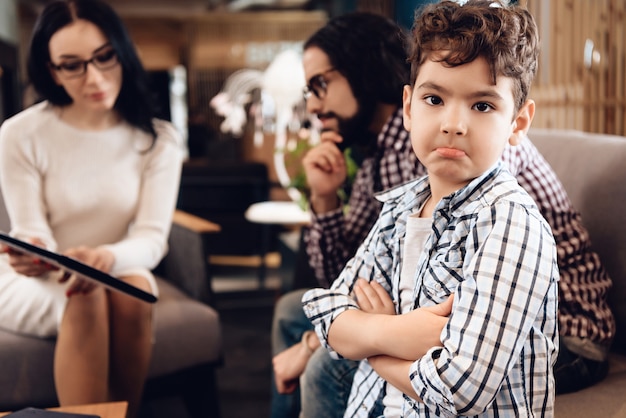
[473,102,493,112]
[424,95,443,105]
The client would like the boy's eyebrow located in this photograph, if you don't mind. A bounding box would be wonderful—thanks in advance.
[416,81,506,102]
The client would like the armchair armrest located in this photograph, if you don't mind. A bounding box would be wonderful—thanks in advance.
[154,210,221,306]
[172,210,221,234]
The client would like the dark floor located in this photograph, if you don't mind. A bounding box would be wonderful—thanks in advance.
[138,285,278,418]
[140,234,313,418]
[214,289,277,418]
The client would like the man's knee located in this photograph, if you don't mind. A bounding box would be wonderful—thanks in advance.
[303,349,357,390]
[274,289,308,322]
[301,349,358,418]
[272,289,312,354]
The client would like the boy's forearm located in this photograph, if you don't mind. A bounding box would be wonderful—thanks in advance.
[368,355,423,402]
[327,309,387,359]
[327,307,447,360]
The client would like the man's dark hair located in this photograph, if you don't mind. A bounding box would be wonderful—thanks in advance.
[304,12,410,107]
[27,0,157,137]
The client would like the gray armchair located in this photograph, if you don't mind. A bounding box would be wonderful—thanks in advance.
[529,129,626,417]
[0,210,223,418]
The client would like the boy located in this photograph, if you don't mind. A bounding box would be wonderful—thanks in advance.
[301,1,559,416]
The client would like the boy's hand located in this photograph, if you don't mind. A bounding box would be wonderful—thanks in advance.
[354,278,396,315]
[380,295,454,361]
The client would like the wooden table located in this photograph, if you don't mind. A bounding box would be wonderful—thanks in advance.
[0,401,127,418]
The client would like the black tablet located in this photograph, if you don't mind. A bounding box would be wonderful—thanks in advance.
[0,232,157,304]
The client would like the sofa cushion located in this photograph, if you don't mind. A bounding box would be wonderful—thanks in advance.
[555,352,626,416]
[0,329,56,409]
[149,278,222,377]
[529,128,626,354]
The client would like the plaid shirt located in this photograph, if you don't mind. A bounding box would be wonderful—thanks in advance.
[303,164,559,417]
[303,108,615,350]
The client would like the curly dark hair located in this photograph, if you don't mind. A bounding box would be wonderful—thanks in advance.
[408,0,540,112]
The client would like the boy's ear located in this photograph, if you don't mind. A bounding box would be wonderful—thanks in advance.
[509,99,535,146]
[402,85,413,132]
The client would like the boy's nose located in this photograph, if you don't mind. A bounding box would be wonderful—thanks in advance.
[440,109,468,136]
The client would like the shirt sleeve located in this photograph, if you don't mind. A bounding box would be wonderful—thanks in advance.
[409,200,558,416]
[0,114,56,250]
[103,122,183,273]
[303,209,396,358]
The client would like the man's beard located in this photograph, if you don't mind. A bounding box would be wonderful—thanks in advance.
[322,97,378,152]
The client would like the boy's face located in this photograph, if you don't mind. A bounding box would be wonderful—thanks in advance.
[403,54,534,196]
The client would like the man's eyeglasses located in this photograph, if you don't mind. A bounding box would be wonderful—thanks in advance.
[302,68,337,100]
[49,48,119,80]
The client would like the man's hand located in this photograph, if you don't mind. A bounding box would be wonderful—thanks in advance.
[302,131,347,213]
[354,278,396,315]
[273,337,314,394]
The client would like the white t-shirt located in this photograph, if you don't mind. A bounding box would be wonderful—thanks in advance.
[384,212,432,417]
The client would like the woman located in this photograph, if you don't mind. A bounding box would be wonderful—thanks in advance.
[0,1,182,416]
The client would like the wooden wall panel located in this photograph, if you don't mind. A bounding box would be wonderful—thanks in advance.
[186,11,326,70]
[527,0,626,135]
[124,18,185,70]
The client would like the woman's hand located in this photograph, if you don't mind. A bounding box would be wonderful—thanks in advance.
[2,237,56,277]
[60,246,115,297]
[64,246,115,273]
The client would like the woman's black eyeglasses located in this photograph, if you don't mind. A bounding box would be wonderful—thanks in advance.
[49,48,119,80]
[302,68,337,100]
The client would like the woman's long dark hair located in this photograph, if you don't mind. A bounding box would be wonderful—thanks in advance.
[27,0,157,138]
